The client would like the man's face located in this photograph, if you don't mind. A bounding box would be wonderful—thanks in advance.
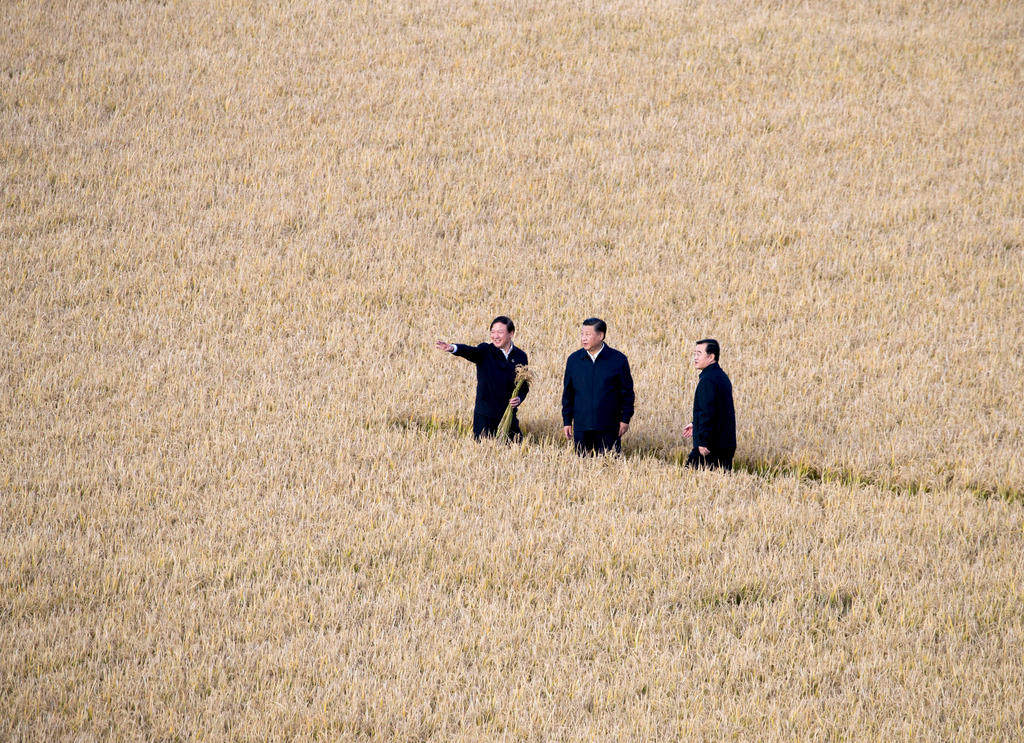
[580,325,604,352]
[490,322,513,350]
[693,344,715,370]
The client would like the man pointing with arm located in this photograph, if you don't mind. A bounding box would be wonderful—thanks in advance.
[435,316,529,440]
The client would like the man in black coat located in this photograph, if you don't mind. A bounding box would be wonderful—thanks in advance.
[435,316,529,439]
[683,338,736,470]
[562,317,635,454]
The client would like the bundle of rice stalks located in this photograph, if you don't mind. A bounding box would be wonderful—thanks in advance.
[496,365,533,441]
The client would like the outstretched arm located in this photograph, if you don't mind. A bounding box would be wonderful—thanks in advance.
[436,340,483,363]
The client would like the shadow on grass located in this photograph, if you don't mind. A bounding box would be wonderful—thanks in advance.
[390,414,1023,505]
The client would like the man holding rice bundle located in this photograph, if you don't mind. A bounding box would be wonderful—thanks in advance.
[435,316,529,440]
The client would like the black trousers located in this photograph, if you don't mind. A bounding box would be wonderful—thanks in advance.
[574,429,621,455]
[473,412,521,441]
[685,448,733,471]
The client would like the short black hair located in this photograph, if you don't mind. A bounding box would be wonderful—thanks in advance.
[582,317,607,336]
[490,316,515,333]
[696,338,720,362]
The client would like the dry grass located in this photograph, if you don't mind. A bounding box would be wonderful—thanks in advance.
[3,0,1023,739]
[5,430,1024,740]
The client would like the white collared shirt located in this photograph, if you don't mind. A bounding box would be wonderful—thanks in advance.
[586,343,605,362]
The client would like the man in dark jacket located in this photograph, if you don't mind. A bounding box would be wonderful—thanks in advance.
[683,338,736,470]
[562,317,635,454]
[435,316,529,439]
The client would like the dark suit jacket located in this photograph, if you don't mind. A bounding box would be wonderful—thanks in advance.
[561,345,635,432]
[452,343,529,420]
[692,362,736,455]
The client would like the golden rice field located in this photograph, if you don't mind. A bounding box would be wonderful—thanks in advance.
[3,0,1023,739]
